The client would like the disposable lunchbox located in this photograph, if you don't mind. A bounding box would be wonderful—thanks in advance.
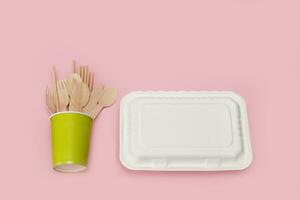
[120,91,252,171]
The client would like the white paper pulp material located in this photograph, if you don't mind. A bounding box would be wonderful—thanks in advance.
[120,91,252,171]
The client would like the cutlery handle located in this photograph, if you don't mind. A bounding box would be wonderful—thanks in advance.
[90,104,104,119]
[69,104,76,111]
[82,98,97,113]
[69,101,81,112]
[52,67,60,112]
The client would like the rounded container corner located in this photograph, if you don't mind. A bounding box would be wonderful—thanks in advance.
[120,91,139,103]
[119,154,138,171]
[238,154,253,171]
[228,92,248,106]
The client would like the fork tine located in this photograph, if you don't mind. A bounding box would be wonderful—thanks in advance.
[46,87,49,110]
[80,66,84,80]
[63,81,68,92]
[50,87,54,96]
[59,81,63,90]
[90,73,94,90]
[62,81,65,90]
[63,80,67,89]
[84,66,89,84]
[86,70,90,89]
[82,66,86,83]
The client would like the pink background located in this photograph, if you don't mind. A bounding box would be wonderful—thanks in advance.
[0,0,299,199]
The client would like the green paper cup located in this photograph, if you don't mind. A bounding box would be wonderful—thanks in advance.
[50,112,93,173]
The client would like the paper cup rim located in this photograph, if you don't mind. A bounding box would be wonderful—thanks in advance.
[50,111,93,120]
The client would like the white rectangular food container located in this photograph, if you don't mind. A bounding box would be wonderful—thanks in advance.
[120,91,252,171]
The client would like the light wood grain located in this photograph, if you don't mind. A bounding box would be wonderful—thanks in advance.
[46,86,56,114]
[69,81,90,111]
[47,62,100,114]
[51,66,60,112]
[66,73,82,96]
[78,65,93,92]
[82,85,104,113]
[90,87,117,119]
[57,80,70,111]
[89,72,94,90]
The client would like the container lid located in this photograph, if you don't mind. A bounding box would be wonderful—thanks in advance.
[119,91,252,171]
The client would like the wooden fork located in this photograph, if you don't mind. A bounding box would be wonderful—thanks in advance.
[79,65,94,91]
[57,80,70,111]
[89,87,117,119]
[46,86,56,114]
[73,61,94,91]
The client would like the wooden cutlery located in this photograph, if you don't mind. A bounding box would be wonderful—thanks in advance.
[90,87,118,119]
[82,85,104,113]
[46,86,56,114]
[66,73,82,97]
[73,62,94,90]
[57,80,70,111]
[46,61,116,119]
[69,80,90,112]
[51,67,60,112]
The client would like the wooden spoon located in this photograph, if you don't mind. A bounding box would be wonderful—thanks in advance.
[69,81,90,112]
[73,62,94,91]
[66,73,82,96]
[90,87,117,119]
[82,84,104,113]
